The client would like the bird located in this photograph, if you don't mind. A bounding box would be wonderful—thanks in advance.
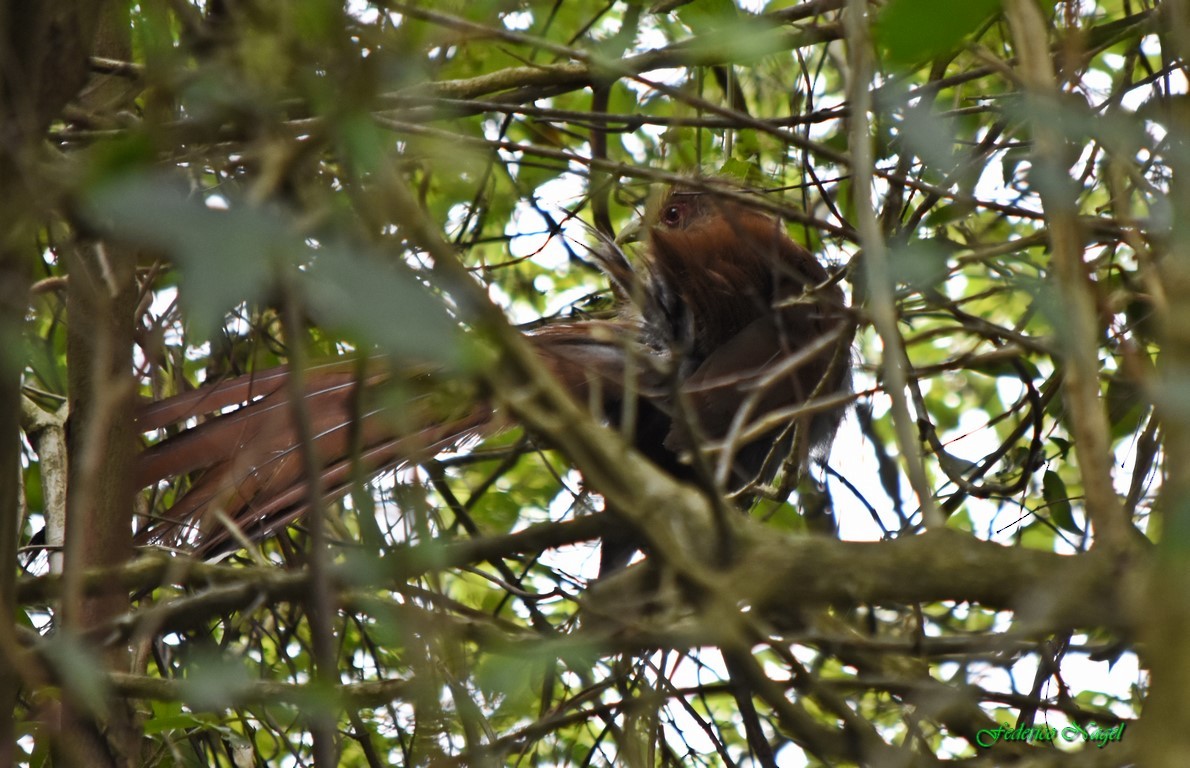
[135,181,854,571]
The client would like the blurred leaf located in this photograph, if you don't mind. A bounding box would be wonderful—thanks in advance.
[898,100,959,175]
[876,0,1000,64]
[143,700,209,735]
[670,0,736,32]
[1106,375,1146,439]
[1026,155,1083,212]
[967,356,1040,380]
[22,463,43,518]
[83,134,157,187]
[83,172,465,367]
[81,173,288,337]
[751,498,806,533]
[179,647,255,710]
[678,15,792,62]
[335,110,393,177]
[303,241,465,367]
[889,238,952,292]
[42,633,109,717]
[474,653,540,709]
[1020,517,1058,549]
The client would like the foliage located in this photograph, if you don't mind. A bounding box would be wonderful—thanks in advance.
[6,0,1186,765]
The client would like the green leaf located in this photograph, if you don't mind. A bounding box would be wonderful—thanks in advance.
[143,700,209,735]
[672,0,737,34]
[888,238,952,292]
[876,0,1000,65]
[302,241,465,368]
[179,647,255,710]
[1049,436,1072,458]
[41,633,110,717]
[83,133,157,187]
[898,100,959,175]
[1106,374,1146,439]
[474,653,540,707]
[82,172,465,367]
[1042,469,1081,534]
[81,173,288,337]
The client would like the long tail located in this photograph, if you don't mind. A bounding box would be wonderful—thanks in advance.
[136,358,495,557]
[135,323,642,558]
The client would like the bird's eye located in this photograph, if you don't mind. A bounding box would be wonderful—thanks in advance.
[660,204,683,227]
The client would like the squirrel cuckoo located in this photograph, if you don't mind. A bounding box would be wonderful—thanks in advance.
[135,184,853,571]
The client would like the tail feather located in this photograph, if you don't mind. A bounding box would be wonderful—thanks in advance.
[136,357,496,554]
[138,361,321,432]
[176,409,494,557]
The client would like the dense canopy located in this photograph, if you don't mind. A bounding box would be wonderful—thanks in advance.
[2,0,1184,765]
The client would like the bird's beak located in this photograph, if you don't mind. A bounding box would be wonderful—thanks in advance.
[614,216,644,246]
